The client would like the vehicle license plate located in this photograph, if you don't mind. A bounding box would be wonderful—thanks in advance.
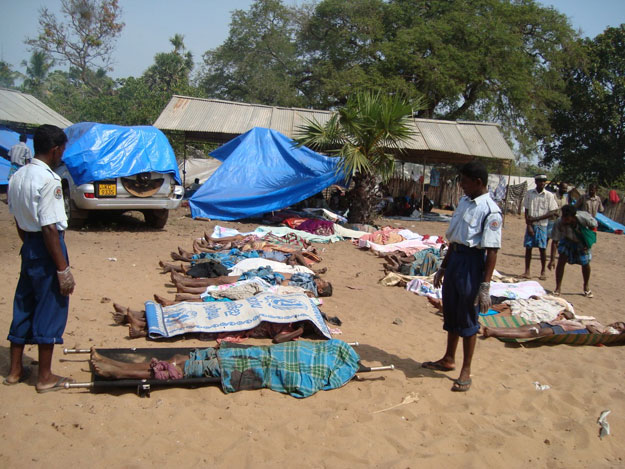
[96,182,117,197]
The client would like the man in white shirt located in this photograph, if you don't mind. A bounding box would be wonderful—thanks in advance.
[421,161,502,393]
[5,125,76,392]
[522,175,558,280]
[7,134,32,178]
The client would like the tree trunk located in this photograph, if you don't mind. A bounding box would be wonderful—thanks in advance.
[347,173,380,224]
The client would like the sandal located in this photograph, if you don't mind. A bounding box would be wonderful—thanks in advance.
[584,290,594,298]
[451,378,472,392]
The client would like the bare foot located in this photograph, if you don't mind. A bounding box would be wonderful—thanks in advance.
[426,296,443,312]
[482,327,493,338]
[520,272,531,279]
[128,323,147,338]
[154,294,175,306]
[90,358,128,379]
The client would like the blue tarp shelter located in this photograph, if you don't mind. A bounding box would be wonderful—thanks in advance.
[63,123,181,186]
[0,156,10,185]
[0,127,34,159]
[189,127,344,220]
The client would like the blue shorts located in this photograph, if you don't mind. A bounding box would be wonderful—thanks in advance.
[524,225,548,249]
[441,244,485,337]
[557,238,591,266]
[547,220,555,238]
[8,232,70,345]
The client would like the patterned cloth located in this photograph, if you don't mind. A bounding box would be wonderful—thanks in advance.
[557,238,591,266]
[524,225,548,249]
[217,339,360,398]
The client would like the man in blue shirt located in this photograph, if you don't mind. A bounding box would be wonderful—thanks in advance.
[421,161,502,392]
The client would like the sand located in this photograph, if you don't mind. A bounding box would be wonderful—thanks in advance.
[1,199,624,468]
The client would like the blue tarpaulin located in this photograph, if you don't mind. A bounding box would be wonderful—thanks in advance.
[189,127,344,220]
[596,212,625,234]
[0,128,34,159]
[62,122,181,186]
[0,157,10,185]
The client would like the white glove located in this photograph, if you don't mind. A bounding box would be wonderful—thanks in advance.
[57,266,76,296]
[474,282,491,314]
[432,268,445,289]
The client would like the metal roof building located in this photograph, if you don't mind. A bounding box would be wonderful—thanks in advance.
[154,95,515,164]
[0,88,73,131]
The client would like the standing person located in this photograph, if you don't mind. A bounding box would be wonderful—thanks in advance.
[575,183,604,217]
[8,134,33,179]
[548,204,598,298]
[522,174,558,280]
[421,160,502,392]
[5,125,76,392]
[547,182,570,249]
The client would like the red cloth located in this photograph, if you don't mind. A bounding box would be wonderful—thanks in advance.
[609,190,620,204]
[150,358,183,380]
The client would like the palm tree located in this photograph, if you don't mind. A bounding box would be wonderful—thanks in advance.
[295,91,419,224]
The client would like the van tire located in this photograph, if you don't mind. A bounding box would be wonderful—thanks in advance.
[144,209,169,228]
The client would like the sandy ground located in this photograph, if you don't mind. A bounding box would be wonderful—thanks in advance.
[0,198,624,468]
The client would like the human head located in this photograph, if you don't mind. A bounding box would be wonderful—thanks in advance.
[610,321,625,332]
[194,178,200,184]
[558,182,568,195]
[534,174,547,192]
[459,160,488,199]
[19,134,27,143]
[588,183,598,197]
[34,124,68,168]
[314,278,333,297]
[561,204,577,225]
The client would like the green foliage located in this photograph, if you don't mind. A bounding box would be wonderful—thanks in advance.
[21,51,55,97]
[542,25,625,186]
[198,0,306,106]
[294,91,419,223]
[26,0,124,93]
[0,61,19,88]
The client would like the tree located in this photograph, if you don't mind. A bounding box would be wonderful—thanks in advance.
[294,91,418,223]
[542,25,625,186]
[301,0,577,156]
[21,51,55,97]
[0,61,19,88]
[198,0,305,107]
[26,0,124,92]
[144,34,194,95]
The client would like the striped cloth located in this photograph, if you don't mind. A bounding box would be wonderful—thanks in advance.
[217,339,360,398]
[479,314,625,346]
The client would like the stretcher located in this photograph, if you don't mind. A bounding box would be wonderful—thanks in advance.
[63,341,394,398]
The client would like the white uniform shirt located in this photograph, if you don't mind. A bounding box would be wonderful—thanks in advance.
[8,142,32,166]
[523,189,558,227]
[446,193,502,248]
[8,158,68,232]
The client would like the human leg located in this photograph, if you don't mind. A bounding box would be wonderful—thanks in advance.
[582,263,592,296]
[483,324,554,339]
[451,334,477,392]
[5,343,26,384]
[523,247,532,277]
[554,254,568,295]
[422,332,458,371]
[539,248,547,279]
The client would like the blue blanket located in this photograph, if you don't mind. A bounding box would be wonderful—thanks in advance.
[145,292,331,339]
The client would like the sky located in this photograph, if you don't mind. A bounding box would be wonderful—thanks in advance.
[1,0,624,79]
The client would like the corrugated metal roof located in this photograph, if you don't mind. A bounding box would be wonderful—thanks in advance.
[0,88,73,128]
[154,96,514,161]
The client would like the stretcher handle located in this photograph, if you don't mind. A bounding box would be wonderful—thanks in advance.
[66,344,359,354]
[357,364,394,372]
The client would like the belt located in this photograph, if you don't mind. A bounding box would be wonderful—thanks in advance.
[449,242,480,253]
[24,230,65,238]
